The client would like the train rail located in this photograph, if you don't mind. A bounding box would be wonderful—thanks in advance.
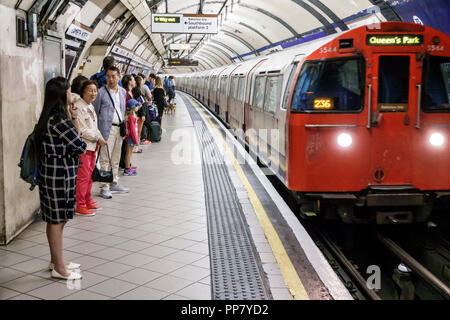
[312,229,381,300]
[185,91,450,300]
[378,234,450,300]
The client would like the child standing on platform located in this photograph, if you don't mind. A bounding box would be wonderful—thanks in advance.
[124,99,140,176]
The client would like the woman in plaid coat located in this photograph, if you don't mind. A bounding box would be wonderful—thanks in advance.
[35,77,86,280]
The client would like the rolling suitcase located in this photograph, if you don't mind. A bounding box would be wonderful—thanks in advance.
[149,121,161,142]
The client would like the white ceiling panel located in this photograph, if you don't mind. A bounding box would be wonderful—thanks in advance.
[76,1,103,26]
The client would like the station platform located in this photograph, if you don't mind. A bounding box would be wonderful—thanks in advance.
[0,93,351,300]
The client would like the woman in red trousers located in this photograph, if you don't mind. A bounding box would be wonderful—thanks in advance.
[73,80,107,216]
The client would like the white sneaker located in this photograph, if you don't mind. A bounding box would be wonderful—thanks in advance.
[100,189,113,199]
[110,184,129,193]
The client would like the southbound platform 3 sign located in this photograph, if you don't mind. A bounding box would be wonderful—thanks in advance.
[152,13,218,34]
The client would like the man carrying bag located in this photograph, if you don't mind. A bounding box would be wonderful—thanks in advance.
[92,66,129,199]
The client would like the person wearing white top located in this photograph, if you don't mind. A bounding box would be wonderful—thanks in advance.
[72,81,108,215]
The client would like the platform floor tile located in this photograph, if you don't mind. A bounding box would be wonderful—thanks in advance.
[0,97,211,300]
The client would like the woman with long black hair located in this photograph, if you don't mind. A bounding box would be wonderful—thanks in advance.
[35,77,86,280]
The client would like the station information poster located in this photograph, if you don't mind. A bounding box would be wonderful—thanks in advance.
[151,13,218,34]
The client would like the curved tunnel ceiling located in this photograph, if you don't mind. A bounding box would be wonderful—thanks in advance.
[149,0,391,72]
[7,0,449,75]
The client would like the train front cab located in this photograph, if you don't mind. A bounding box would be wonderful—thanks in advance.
[287,22,450,224]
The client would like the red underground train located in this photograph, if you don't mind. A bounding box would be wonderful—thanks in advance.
[177,22,450,224]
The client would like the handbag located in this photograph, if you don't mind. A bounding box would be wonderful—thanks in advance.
[92,145,113,183]
[105,88,126,137]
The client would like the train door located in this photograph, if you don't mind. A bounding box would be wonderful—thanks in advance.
[262,74,283,172]
[206,75,211,104]
[228,76,238,125]
[228,76,242,129]
[278,60,301,178]
[223,66,240,123]
[218,76,228,120]
[244,60,267,138]
[369,53,421,186]
[207,75,214,107]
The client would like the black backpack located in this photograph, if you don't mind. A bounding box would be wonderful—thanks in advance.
[18,126,39,190]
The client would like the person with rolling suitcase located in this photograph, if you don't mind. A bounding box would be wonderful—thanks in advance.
[153,77,167,126]
[151,77,167,142]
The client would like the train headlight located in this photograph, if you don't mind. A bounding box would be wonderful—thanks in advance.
[337,133,352,148]
[429,132,444,147]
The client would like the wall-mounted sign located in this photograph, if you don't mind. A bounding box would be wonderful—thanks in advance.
[111,44,132,58]
[167,59,199,66]
[65,38,81,49]
[111,44,150,68]
[366,34,424,46]
[152,13,218,34]
[154,16,180,24]
[66,22,92,42]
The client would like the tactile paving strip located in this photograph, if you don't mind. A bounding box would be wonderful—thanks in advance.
[182,95,270,300]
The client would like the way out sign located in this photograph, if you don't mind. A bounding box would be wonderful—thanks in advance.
[151,13,218,34]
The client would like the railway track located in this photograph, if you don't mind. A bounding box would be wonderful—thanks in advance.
[302,217,450,300]
[265,156,450,300]
[188,92,450,300]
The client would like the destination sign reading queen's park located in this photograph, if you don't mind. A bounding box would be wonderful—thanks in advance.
[367,34,424,46]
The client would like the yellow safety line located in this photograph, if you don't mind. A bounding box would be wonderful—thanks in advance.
[189,96,309,300]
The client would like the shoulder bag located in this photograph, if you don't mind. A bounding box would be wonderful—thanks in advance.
[92,145,113,183]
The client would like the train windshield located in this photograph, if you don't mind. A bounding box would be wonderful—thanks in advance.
[291,58,363,112]
[423,56,450,112]
[377,56,410,112]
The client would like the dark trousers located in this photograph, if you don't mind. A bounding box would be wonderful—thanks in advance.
[119,137,127,168]
[155,105,164,125]
[141,121,152,140]
[167,89,175,103]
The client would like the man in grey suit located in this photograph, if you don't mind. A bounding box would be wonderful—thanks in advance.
[93,66,129,199]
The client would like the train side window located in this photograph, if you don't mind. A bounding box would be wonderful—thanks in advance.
[231,77,239,100]
[253,76,267,108]
[264,76,282,114]
[291,58,363,113]
[220,77,228,94]
[423,56,450,112]
[212,76,218,91]
[281,62,298,110]
[246,77,254,104]
[238,77,245,102]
